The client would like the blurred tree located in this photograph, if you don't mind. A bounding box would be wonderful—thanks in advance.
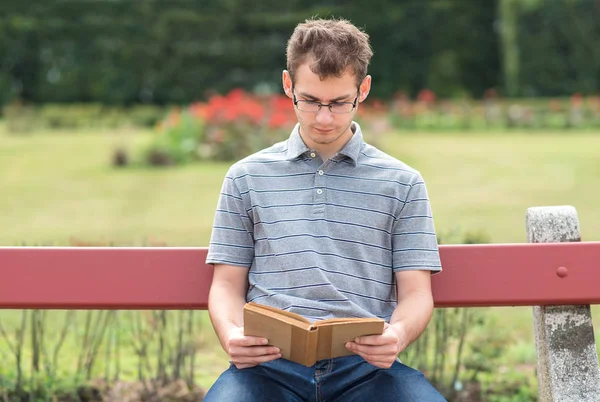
[498,0,520,97]
[0,0,597,107]
[518,0,600,96]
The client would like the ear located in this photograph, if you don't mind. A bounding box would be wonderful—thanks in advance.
[282,70,293,99]
[358,75,372,103]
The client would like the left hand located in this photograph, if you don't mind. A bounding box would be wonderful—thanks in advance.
[345,323,406,368]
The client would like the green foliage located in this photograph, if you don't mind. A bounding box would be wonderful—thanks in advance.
[480,370,538,402]
[137,89,295,165]
[388,96,600,132]
[462,315,514,382]
[2,102,167,133]
[0,370,81,402]
[143,109,205,166]
[1,1,597,108]
[0,308,209,401]
[437,228,491,246]
[1,101,37,133]
[518,0,600,97]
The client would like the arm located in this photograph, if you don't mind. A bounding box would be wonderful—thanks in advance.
[346,270,434,368]
[209,264,281,369]
[389,270,434,352]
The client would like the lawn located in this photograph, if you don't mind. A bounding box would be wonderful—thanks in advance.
[1,124,599,392]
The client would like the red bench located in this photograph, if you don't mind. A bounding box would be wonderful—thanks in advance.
[1,206,599,400]
[0,242,599,310]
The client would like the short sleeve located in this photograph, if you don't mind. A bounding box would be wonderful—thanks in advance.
[391,173,442,273]
[206,172,255,267]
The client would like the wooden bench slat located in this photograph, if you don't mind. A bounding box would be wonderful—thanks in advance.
[0,242,599,309]
[0,247,211,310]
[433,242,600,307]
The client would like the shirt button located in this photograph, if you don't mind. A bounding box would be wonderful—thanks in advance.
[318,170,324,175]
[310,152,316,158]
[316,189,323,195]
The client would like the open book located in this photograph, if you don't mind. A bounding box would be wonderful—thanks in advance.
[243,302,385,366]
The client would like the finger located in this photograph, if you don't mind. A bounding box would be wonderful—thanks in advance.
[230,346,280,358]
[346,342,396,356]
[354,334,394,346]
[349,349,395,369]
[232,352,282,367]
[231,336,269,347]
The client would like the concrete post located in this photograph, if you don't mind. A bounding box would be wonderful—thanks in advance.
[526,205,600,401]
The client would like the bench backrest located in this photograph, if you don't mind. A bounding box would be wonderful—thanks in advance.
[1,242,599,310]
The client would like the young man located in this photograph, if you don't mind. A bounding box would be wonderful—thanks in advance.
[204,18,446,401]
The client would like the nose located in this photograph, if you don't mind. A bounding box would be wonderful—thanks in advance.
[315,106,334,125]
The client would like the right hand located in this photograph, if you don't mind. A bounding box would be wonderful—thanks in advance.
[225,327,281,369]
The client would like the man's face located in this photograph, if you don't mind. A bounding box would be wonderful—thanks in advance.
[282,63,371,157]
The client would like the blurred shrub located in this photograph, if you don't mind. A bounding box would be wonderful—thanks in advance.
[2,101,37,134]
[196,89,295,161]
[2,103,168,133]
[39,103,105,129]
[480,370,537,402]
[386,91,600,132]
[127,105,166,128]
[143,108,205,166]
[139,89,296,166]
[4,91,600,138]
[437,228,491,245]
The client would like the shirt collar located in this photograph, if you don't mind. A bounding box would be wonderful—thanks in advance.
[285,123,309,160]
[285,122,363,164]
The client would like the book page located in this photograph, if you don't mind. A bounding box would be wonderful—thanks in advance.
[313,317,384,325]
[244,302,312,326]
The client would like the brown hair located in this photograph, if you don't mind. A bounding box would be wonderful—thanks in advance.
[286,18,373,86]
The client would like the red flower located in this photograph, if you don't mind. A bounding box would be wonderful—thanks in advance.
[417,89,435,104]
[417,89,436,104]
[268,112,291,129]
[188,102,206,121]
[271,95,292,112]
[571,92,583,108]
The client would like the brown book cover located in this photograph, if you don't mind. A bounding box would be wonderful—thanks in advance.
[243,302,385,366]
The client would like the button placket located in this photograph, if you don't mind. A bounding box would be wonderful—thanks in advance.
[313,162,327,210]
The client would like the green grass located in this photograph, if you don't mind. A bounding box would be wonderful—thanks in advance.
[2,127,598,246]
[1,124,599,392]
[380,132,600,244]
[0,127,228,247]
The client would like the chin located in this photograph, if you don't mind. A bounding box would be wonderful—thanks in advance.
[311,131,339,142]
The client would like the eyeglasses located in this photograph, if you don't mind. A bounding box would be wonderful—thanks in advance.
[292,90,359,114]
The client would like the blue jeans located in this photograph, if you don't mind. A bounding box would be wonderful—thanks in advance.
[203,355,446,401]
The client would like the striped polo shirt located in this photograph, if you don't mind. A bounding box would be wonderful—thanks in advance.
[206,122,441,322]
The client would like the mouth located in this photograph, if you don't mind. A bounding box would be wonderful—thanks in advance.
[314,127,334,133]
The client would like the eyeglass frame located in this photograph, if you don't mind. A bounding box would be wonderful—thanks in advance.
[292,87,360,114]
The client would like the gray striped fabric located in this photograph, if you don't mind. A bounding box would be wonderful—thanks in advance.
[207,122,441,322]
